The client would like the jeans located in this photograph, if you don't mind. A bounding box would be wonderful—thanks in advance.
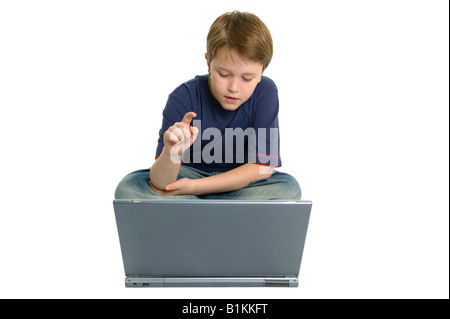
[114,165,302,200]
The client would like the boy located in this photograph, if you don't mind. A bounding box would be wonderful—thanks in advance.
[115,11,301,200]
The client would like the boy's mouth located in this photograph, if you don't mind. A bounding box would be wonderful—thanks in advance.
[225,96,239,103]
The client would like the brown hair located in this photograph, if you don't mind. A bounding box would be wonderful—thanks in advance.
[206,11,273,71]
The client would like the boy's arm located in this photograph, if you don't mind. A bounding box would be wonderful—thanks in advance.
[150,163,274,196]
[150,112,198,190]
[149,147,182,190]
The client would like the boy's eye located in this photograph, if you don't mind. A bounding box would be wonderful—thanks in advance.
[242,77,252,82]
[218,72,230,78]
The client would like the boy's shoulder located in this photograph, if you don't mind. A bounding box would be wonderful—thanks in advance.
[169,74,209,96]
[258,75,278,92]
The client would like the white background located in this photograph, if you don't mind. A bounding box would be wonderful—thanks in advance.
[0,0,448,299]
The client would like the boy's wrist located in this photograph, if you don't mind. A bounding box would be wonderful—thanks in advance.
[160,146,182,164]
[188,178,203,196]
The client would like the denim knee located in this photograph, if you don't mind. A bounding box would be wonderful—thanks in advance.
[114,169,150,199]
[114,174,136,199]
[273,171,302,200]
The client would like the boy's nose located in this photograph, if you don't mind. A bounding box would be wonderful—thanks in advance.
[227,78,238,93]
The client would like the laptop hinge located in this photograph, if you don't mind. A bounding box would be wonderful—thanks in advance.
[264,276,298,287]
[125,276,299,287]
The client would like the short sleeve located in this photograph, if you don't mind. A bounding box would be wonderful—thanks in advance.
[249,80,282,167]
[155,91,190,159]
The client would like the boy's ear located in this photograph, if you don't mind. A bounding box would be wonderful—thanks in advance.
[205,53,211,74]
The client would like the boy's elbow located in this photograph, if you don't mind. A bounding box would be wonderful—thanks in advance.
[149,179,166,192]
[149,170,169,191]
[255,165,274,179]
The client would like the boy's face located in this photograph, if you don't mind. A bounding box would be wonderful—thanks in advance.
[206,47,263,111]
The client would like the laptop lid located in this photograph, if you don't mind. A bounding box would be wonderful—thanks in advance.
[113,200,312,285]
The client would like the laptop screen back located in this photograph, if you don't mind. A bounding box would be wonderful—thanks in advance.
[113,200,312,277]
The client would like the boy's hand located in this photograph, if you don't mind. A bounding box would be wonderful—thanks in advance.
[149,178,196,196]
[163,112,199,164]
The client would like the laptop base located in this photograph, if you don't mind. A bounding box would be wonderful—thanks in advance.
[125,276,299,287]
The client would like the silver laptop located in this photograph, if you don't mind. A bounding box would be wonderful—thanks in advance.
[113,199,312,287]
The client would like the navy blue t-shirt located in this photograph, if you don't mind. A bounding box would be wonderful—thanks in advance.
[155,74,282,172]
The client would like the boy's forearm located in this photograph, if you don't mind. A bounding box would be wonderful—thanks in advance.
[150,148,181,190]
[191,163,274,195]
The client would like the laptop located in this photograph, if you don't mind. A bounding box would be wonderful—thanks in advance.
[113,199,312,287]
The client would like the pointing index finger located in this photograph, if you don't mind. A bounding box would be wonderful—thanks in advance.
[181,112,197,125]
